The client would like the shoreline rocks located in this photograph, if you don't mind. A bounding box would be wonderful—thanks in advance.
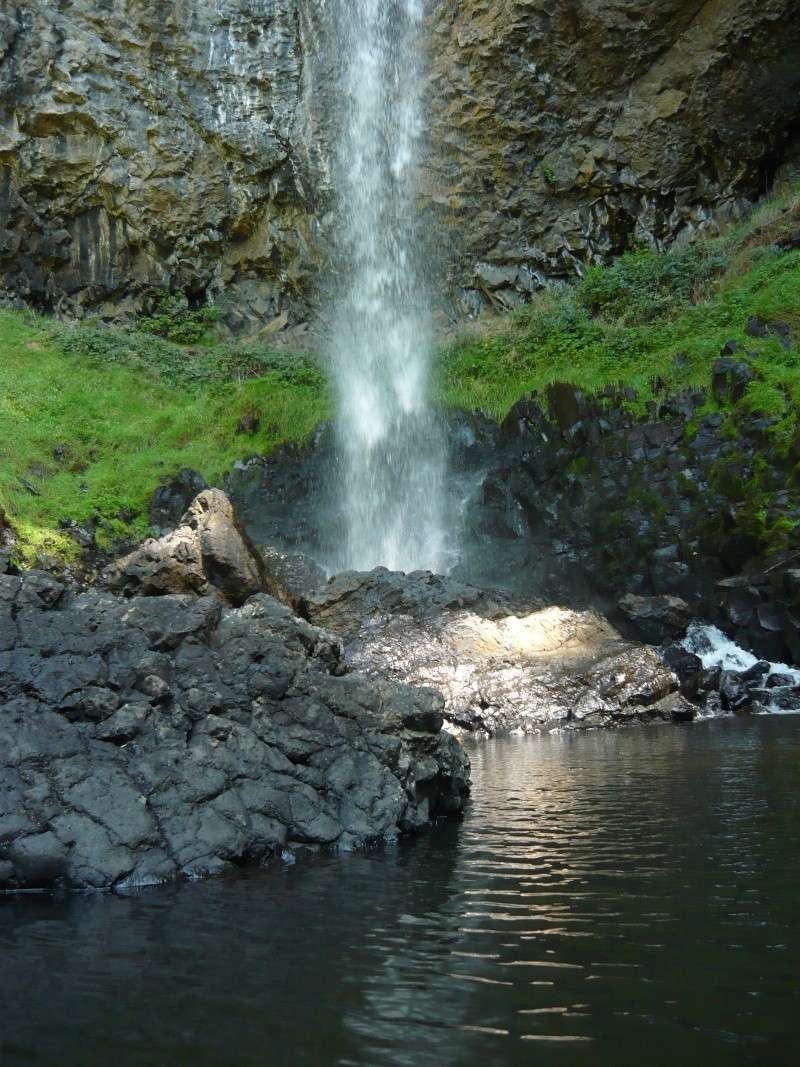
[299,568,694,735]
[0,569,469,893]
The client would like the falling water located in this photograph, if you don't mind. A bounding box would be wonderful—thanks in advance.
[327,0,448,574]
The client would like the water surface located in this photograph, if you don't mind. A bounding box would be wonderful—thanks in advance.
[2,718,798,1066]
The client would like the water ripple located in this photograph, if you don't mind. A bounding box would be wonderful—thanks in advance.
[1,719,799,1066]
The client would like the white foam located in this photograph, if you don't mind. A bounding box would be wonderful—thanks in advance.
[682,623,800,715]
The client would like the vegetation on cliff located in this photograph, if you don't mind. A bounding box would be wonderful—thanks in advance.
[441,176,800,447]
[1,178,798,564]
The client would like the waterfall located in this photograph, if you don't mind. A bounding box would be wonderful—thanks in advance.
[327,0,448,574]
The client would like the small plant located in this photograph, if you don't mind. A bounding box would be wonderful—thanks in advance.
[138,291,220,345]
[541,163,557,186]
[577,244,724,325]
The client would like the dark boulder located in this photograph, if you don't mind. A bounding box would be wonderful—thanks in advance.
[719,670,757,714]
[150,469,209,534]
[0,572,469,892]
[618,593,692,643]
[661,643,703,698]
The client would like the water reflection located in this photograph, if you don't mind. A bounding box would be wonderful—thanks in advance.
[2,719,799,1066]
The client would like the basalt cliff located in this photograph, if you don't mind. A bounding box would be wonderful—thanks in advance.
[1,0,798,327]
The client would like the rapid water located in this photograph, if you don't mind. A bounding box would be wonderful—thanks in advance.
[3,718,798,1066]
[327,0,448,573]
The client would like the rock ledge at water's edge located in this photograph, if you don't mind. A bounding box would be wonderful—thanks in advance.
[0,568,469,893]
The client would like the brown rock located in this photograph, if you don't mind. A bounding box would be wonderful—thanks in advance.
[106,489,266,607]
[182,489,266,606]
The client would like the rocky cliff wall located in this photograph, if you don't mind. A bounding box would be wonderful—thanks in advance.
[427,0,800,312]
[0,0,333,331]
[1,0,798,328]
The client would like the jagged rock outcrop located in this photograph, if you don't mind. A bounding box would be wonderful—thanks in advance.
[106,488,267,605]
[1,0,798,321]
[0,570,469,892]
[299,568,693,734]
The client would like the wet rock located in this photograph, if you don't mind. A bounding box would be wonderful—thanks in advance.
[302,569,682,735]
[218,386,800,671]
[765,686,800,711]
[619,594,692,643]
[719,670,755,713]
[647,691,697,724]
[107,490,266,607]
[0,573,469,892]
[259,546,328,609]
[660,643,703,698]
[767,672,796,688]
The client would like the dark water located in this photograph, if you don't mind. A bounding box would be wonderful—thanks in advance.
[2,718,799,1067]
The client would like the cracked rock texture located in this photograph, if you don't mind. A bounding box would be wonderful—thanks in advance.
[1,1,798,322]
[0,571,469,891]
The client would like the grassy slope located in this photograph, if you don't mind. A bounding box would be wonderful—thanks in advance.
[440,178,800,446]
[1,178,798,564]
[0,314,328,561]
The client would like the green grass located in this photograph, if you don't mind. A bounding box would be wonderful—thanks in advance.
[2,176,799,565]
[0,313,329,562]
[438,177,800,446]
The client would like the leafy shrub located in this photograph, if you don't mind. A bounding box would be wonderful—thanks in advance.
[57,323,324,391]
[138,292,220,344]
[577,244,724,324]
[199,346,325,388]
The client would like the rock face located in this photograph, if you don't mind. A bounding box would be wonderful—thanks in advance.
[0,570,469,892]
[106,488,267,606]
[300,569,691,735]
[0,0,331,328]
[428,0,800,311]
[2,1,798,320]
